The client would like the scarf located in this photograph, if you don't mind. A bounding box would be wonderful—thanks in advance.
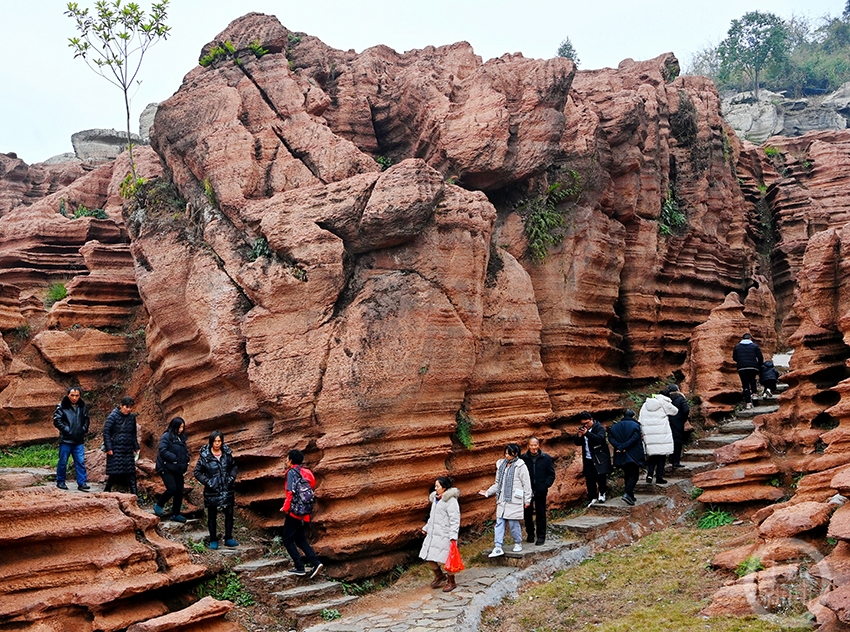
[495,457,517,502]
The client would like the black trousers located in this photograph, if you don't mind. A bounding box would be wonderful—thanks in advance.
[104,472,137,494]
[157,470,184,516]
[582,458,607,500]
[524,491,548,540]
[671,441,683,467]
[739,368,759,403]
[646,455,666,481]
[622,463,639,498]
[207,504,234,542]
[282,514,320,571]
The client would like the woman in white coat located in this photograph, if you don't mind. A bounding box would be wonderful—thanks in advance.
[638,393,679,485]
[419,476,461,592]
[478,443,532,557]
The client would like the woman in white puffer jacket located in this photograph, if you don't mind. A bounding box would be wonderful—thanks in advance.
[420,476,461,592]
[638,393,678,485]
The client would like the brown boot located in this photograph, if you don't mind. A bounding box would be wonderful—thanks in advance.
[442,574,457,592]
[429,567,446,588]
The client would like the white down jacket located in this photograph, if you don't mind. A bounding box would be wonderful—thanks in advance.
[484,458,533,520]
[419,487,461,564]
[638,394,678,456]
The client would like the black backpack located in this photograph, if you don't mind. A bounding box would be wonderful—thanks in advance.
[290,468,315,517]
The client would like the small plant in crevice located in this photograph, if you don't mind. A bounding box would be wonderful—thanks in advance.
[454,406,474,450]
[736,556,765,578]
[45,282,67,307]
[58,198,68,217]
[247,38,268,58]
[659,187,687,236]
[764,145,781,158]
[197,571,254,606]
[248,237,272,262]
[73,204,108,220]
[376,155,393,171]
[203,178,218,209]
[689,486,704,500]
[199,40,236,67]
[287,33,302,46]
[520,170,583,264]
[320,609,341,621]
[697,508,735,529]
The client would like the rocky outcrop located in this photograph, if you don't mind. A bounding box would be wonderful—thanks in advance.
[72,128,145,162]
[0,487,207,630]
[0,152,87,216]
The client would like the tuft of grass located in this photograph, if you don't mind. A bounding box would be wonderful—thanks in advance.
[203,178,218,208]
[0,443,57,468]
[45,282,67,307]
[376,155,393,171]
[736,556,765,578]
[73,204,108,220]
[248,38,268,58]
[197,571,255,606]
[249,237,272,262]
[454,407,474,450]
[321,608,341,621]
[698,508,735,530]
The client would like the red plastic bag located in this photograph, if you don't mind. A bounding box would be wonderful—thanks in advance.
[444,540,464,573]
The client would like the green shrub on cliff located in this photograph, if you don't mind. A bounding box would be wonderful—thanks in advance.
[520,170,582,264]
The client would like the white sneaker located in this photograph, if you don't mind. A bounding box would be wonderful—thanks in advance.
[597,493,606,504]
[765,389,772,398]
[488,547,504,558]
[587,498,597,507]
[512,543,523,552]
[745,403,753,409]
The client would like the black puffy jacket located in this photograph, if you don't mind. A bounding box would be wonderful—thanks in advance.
[668,393,691,443]
[194,444,238,508]
[53,396,90,445]
[156,430,189,474]
[733,340,763,370]
[103,407,139,475]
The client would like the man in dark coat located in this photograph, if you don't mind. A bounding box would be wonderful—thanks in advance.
[573,411,611,506]
[521,437,556,545]
[53,385,90,491]
[733,333,763,409]
[608,409,644,505]
[664,384,691,468]
[103,396,140,494]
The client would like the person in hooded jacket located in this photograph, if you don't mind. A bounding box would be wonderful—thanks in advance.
[280,449,323,578]
[102,396,139,494]
[607,409,644,505]
[760,360,780,398]
[420,476,461,592]
[733,333,764,409]
[521,437,556,545]
[638,392,678,484]
[479,443,532,558]
[664,384,691,469]
[193,430,238,550]
[573,411,612,506]
[53,385,90,491]
[154,417,190,522]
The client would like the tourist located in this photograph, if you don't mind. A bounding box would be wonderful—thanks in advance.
[193,430,238,550]
[760,359,780,398]
[53,385,90,491]
[521,437,556,545]
[419,475,461,592]
[664,384,691,469]
[638,392,677,485]
[153,417,189,523]
[607,409,644,505]
[733,332,764,409]
[573,411,611,506]
[479,443,532,557]
[102,396,140,495]
[280,449,323,578]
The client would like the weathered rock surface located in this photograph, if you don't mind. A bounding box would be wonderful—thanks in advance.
[72,128,145,162]
[125,597,243,632]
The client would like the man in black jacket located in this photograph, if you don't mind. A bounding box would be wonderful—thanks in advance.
[53,386,90,491]
[521,437,556,545]
[733,333,764,409]
[664,384,690,468]
[573,411,611,507]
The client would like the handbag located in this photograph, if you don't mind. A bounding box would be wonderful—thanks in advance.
[444,540,464,573]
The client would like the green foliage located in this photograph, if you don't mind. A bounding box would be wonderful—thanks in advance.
[66,0,171,181]
[126,177,185,215]
[689,487,704,500]
[249,237,272,262]
[520,171,583,263]
[736,556,765,577]
[764,145,781,158]
[376,155,393,171]
[119,173,147,200]
[659,188,687,236]
[12,323,31,340]
[768,476,782,487]
[45,282,68,307]
[58,198,68,217]
[320,609,342,621]
[248,38,268,58]
[203,178,217,208]
[188,539,206,554]
[73,204,108,219]
[718,11,789,98]
[556,36,580,66]
[455,407,474,450]
[697,508,735,529]
[0,443,57,468]
[199,40,235,66]
[197,571,255,607]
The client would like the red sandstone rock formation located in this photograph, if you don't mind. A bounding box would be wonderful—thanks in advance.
[0,487,207,630]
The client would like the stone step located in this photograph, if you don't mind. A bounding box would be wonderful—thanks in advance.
[158,518,201,533]
[550,515,620,534]
[586,493,667,515]
[483,537,581,568]
[287,595,359,620]
[272,580,342,607]
[698,434,749,448]
[679,448,716,462]
[233,557,291,576]
[736,404,779,417]
[718,419,755,434]
[217,544,263,559]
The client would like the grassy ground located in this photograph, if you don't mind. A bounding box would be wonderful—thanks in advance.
[0,443,57,468]
[478,523,816,632]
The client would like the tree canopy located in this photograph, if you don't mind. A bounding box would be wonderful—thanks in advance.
[556,37,580,66]
[717,11,788,98]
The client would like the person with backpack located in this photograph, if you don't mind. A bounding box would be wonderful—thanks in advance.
[281,449,323,578]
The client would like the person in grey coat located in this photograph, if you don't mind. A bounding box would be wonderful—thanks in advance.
[419,476,461,592]
[478,443,532,558]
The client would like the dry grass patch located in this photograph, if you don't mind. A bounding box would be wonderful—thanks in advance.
[480,524,815,632]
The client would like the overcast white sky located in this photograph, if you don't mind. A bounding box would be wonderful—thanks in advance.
[1,0,843,164]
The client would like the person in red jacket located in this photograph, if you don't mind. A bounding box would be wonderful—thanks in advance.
[281,449,323,578]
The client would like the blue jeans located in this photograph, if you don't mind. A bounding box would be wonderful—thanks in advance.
[57,443,87,485]
[494,516,523,548]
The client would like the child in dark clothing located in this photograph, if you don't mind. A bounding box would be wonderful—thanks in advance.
[760,360,780,398]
